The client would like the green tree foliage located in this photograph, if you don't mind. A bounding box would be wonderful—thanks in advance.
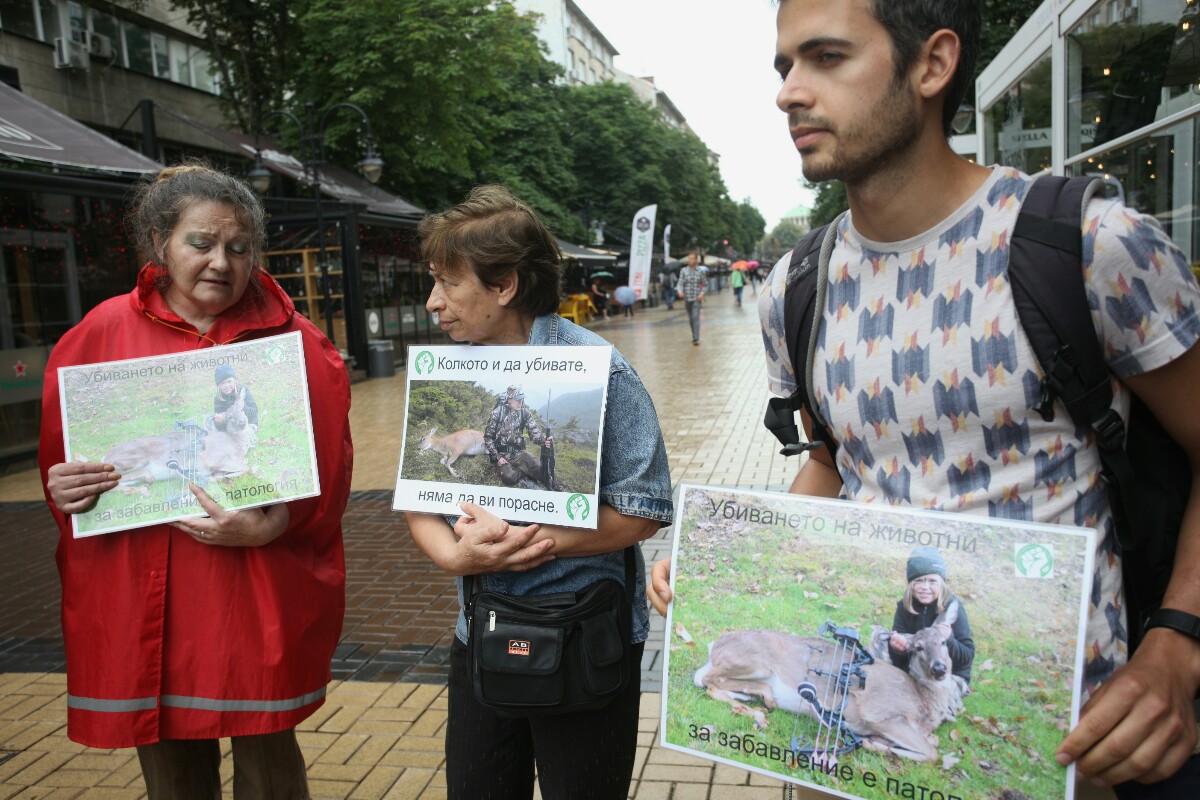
[732,200,767,257]
[980,0,1046,70]
[809,180,848,228]
[759,219,809,264]
[560,82,745,253]
[171,0,296,132]
[174,0,761,248]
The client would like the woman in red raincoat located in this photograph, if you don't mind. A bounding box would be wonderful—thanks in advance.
[39,163,352,798]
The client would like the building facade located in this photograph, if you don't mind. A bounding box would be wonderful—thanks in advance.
[512,0,617,86]
[975,0,1200,265]
[0,0,433,463]
[0,0,230,155]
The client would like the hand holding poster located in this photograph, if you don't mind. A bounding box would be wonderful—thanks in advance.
[57,332,320,538]
[393,344,611,528]
[661,485,1094,800]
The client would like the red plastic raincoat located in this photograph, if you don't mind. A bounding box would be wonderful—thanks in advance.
[38,264,353,748]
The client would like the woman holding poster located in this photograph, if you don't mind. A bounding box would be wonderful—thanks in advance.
[38,163,352,798]
[407,184,673,800]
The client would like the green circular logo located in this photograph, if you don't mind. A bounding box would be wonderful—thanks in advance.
[566,493,590,522]
[414,350,435,375]
[1015,543,1054,578]
[265,345,286,364]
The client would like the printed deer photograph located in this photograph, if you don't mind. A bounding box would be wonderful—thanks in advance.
[399,378,604,494]
[59,335,318,536]
[663,487,1093,800]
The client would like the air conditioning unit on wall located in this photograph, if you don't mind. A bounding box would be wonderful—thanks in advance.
[53,37,90,71]
[86,31,114,61]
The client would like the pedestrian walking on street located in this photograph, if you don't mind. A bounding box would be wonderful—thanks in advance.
[39,162,353,799]
[677,252,706,344]
[660,268,677,310]
[408,184,673,800]
[730,266,746,307]
[651,0,1200,795]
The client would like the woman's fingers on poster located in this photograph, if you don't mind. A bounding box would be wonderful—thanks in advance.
[172,484,289,547]
[648,557,673,616]
[46,461,121,514]
[453,502,551,572]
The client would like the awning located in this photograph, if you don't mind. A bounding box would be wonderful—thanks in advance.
[0,83,160,174]
[154,105,424,221]
[557,238,617,263]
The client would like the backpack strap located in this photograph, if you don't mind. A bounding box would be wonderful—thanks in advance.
[763,215,845,457]
[1008,174,1141,552]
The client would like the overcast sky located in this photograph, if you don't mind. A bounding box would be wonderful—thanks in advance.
[572,0,813,232]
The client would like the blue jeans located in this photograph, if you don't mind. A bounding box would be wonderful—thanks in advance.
[685,300,701,342]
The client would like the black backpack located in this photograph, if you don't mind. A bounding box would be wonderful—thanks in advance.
[764,175,1191,652]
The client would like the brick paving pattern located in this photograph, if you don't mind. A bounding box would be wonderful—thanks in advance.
[0,292,1116,799]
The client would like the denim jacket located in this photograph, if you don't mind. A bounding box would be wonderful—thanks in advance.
[453,314,674,644]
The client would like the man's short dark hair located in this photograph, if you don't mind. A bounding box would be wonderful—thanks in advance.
[869,0,981,137]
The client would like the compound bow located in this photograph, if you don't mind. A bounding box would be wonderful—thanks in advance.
[789,621,875,770]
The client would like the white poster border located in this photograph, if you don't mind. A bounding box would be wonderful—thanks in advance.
[58,331,320,538]
[660,484,1095,800]
[392,344,611,528]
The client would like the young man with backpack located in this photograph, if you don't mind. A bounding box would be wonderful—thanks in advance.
[652,0,1200,794]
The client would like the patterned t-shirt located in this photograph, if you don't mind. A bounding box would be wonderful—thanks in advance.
[758,166,1200,699]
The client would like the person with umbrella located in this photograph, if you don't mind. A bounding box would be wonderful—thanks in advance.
[589,272,611,318]
[730,260,748,307]
[613,285,637,318]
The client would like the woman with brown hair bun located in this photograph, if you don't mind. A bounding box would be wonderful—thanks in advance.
[39,162,353,799]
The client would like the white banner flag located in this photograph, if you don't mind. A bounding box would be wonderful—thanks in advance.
[663,224,672,267]
[628,204,657,301]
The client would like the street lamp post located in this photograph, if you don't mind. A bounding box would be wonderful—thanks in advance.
[249,100,384,344]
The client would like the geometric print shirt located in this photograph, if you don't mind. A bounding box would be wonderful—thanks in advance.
[758,166,1200,702]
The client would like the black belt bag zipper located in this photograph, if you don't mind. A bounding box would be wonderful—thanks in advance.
[464,547,635,717]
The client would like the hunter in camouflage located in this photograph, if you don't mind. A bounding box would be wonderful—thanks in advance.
[484,385,553,488]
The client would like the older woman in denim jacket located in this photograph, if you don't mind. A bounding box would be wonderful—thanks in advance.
[405,185,673,800]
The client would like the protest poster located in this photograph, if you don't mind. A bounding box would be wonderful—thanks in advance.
[661,485,1095,800]
[58,332,320,538]
[392,345,611,528]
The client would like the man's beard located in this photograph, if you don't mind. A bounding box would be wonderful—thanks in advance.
[795,76,923,187]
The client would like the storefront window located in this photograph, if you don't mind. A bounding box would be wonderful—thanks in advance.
[1066,1,1200,156]
[985,53,1053,173]
[0,186,139,458]
[1071,116,1200,266]
[358,224,443,350]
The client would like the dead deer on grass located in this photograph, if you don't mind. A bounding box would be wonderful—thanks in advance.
[103,388,254,496]
[693,602,968,761]
[418,427,487,478]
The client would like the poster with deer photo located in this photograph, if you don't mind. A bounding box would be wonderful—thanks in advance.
[58,332,320,538]
[662,485,1096,800]
[392,344,611,529]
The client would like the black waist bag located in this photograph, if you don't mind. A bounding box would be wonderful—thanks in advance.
[465,547,635,717]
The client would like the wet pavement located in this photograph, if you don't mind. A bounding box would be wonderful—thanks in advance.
[0,288,1115,798]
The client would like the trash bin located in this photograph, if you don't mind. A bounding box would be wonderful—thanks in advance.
[367,339,395,378]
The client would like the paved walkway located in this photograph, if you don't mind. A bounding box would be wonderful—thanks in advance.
[0,289,1113,799]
